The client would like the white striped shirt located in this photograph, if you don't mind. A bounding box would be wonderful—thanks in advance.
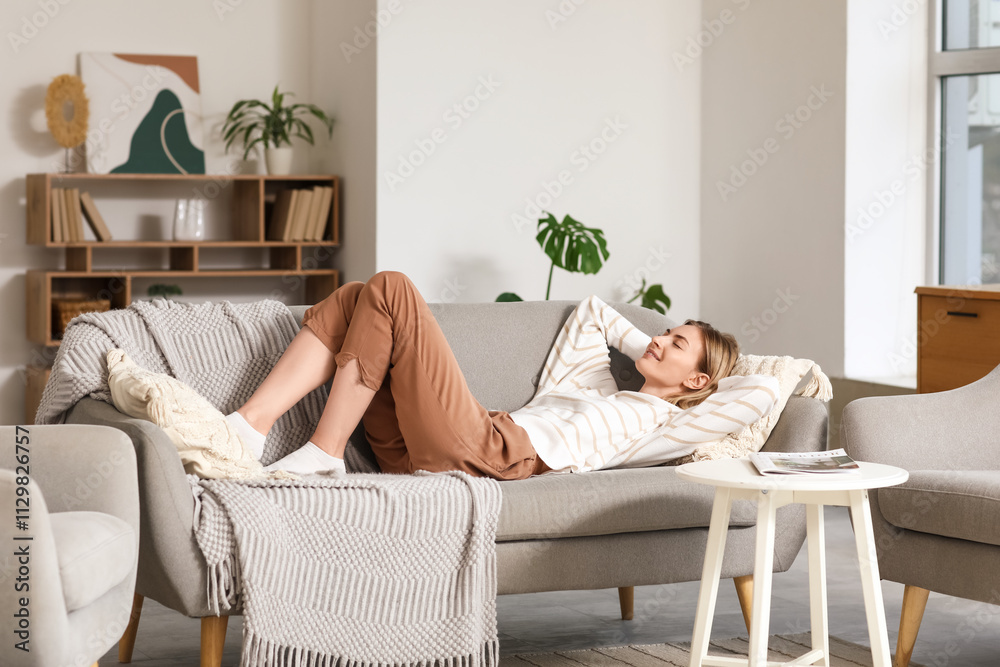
[509,295,779,474]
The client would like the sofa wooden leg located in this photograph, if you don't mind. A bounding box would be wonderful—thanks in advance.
[618,586,634,620]
[118,592,144,663]
[733,574,753,635]
[895,585,929,667]
[200,615,229,667]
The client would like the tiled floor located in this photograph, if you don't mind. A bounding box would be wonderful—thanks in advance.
[104,507,999,665]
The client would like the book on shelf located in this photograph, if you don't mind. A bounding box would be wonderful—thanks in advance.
[286,189,314,241]
[79,192,113,242]
[63,188,85,243]
[303,187,325,241]
[50,187,64,243]
[267,185,335,242]
[749,448,861,476]
[267,189,296,241]
[307,186,333,241]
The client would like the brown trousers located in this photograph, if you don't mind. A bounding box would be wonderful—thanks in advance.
[301,271,548,480]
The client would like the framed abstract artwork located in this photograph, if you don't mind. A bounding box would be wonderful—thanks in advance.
[79,53,206,174]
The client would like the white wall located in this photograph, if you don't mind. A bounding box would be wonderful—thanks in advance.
[309,0,378,286]
[0,0,317,425]
[844,0,928,384]
[375,0,702,309]
[700,0,848,375]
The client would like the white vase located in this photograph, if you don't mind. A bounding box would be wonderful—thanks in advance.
[173,199,206,241]
[265,147,294,175]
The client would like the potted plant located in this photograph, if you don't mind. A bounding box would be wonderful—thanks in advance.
[148,284,183,300]
[221,85,334,175]
[497,212,671,313]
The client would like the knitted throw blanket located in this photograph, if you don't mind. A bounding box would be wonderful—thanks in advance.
[192,471,503,667]
[37,299,504,665]
[34,299,325,465]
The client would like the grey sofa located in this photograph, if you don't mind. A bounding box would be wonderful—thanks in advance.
[842,363,1000,667]
[62,298,829,666]
[0,425,139,667]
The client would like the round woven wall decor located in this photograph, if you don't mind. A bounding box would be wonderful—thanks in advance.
[45,74,89,148]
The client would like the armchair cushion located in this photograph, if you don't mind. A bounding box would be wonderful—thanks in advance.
[49,511,135,612]
[879,470,1000,547]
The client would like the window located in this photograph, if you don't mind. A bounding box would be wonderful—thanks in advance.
[936,0,1000,284]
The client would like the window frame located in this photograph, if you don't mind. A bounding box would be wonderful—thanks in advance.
[929,2,1000,283]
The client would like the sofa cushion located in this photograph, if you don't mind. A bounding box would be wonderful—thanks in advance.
[106,349,265,480]
[879,470,1000,547]
[496,466,756,541]
[49,511,135,612]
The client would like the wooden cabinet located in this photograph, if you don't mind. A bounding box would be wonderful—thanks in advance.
[24,173,341,346]
[915,285,1000,393]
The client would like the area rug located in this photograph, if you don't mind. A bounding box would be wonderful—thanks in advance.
[501,633,924,666]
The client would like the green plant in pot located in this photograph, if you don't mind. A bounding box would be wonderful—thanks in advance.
[221,85,334,175]
[497,212,671,314]
[148,284,182,300]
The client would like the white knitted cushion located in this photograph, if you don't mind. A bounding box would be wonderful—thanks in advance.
[106,349,265,480]
[675,354,833,463]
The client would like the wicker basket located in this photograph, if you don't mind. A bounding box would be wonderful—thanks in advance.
[52,298,111,339]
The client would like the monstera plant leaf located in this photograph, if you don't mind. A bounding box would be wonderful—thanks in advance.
[496,292,523,302]
[536,213,609,275]
[641,283,671,314]
[535,213,610,299]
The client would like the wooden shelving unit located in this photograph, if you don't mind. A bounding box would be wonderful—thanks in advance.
[25,173,341,346]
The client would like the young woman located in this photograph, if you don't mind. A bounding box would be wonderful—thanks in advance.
[225,271,778,478]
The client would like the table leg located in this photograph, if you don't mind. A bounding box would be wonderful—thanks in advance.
[849,489,891,667]
[806,503,830,666]
[689,488,733,667]
[748,490,778,666]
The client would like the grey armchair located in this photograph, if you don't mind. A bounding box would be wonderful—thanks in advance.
[841,364,1000,667]
[0,425,139,667]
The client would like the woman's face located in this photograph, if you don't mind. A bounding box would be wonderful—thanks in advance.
[636,324,709,398]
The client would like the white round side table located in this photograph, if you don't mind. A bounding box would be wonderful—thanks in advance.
[676,458,908,667]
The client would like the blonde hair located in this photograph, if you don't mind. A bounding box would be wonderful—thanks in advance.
[664,319,739,410]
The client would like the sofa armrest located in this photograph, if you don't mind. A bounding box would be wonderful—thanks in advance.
[759,395,830,455]
[64,399,214,615]
[842,364,1000,471]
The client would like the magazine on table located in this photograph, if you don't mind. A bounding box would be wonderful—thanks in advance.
[749,448,861,476]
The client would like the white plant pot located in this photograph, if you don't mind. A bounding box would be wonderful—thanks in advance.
[265,147,294,175]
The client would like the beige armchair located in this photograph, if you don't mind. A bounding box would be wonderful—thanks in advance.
[842,364,1000,667]
[0,425,139,667]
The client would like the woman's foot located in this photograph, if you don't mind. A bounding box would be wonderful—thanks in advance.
[225,411,268,460]
[263,441,346,475]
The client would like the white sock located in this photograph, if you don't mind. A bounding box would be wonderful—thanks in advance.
[225,412,267,461]
[263,441,346,475]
